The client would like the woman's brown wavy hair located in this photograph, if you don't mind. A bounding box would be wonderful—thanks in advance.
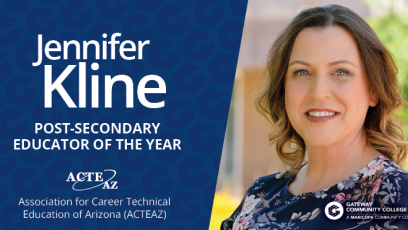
[254,4,408,172]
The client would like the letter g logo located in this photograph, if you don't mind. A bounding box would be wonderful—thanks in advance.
[325,201,344,220]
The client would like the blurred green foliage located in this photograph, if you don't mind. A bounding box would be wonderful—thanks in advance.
[367,14,408,131]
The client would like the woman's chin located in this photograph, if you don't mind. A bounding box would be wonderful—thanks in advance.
[303,134,338,148]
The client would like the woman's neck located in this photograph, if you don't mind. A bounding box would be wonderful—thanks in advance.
[288,128,382,195]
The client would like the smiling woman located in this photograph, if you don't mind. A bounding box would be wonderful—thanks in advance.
[222,4,408,230]
[285,26,378,147]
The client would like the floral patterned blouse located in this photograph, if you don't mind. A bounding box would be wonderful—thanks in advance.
[221,156,408,230]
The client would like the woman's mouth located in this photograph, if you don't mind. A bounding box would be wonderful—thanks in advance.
[307,111,335,117]
[305,109,338,122]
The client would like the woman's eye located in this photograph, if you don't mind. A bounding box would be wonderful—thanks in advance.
[296,70,308,76]
[334,69,348,76]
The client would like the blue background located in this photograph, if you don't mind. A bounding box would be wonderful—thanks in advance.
[0,0,248,229]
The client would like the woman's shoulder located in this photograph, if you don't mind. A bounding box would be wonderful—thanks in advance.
[220,170,292,230]
[246,169,293,194]
[369,157,408,229]
[358,155,407,183]
[375,157,408,205]
[378,156,408,183]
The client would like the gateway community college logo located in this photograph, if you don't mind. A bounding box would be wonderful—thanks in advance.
[325,201,344,220]
[66,169,118,191]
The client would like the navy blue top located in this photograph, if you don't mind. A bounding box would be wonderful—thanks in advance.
[222,156,408,230]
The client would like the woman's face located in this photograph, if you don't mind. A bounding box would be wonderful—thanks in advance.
[284,26,377,148]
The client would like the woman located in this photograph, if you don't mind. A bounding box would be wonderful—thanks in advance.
[222,4,408,230]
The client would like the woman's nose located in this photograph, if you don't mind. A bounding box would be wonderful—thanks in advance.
[309,74,332,101]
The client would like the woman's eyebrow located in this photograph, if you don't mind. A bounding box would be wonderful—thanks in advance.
[288,60,310,67]
[288,60,356,67]
[328,60,356,67]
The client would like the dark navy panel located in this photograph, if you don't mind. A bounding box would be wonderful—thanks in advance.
[0,0,248,229]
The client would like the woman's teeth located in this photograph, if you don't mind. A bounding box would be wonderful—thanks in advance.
[308,111,335,117]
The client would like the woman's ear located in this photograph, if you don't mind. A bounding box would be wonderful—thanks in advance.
[369,88,378,107]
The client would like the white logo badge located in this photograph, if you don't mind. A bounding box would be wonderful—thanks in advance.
[66,169,118,191]
[325,201,344,220]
